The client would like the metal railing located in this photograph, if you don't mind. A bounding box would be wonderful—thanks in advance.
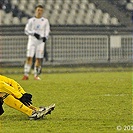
[0,25,132,66]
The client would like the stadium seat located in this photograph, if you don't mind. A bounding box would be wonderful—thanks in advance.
[102,17,110,25]
[81,0,90,4]
[78,10,85,17]
[57,17,66,25]
[20,0,27,6]
[0,0,124,26]
[46,0,54,5]
[102,13,110,19]
[58,10,68,22]
[21,17,28,24]
[86,9,94,18]
[10,0,19,6]
[126,2,133,10]
[95,9,103,16]
[50,10,59,23]
[29,0,36,5]
[69,9,77,16]
[93,18,101,25]
[49,8,60,25]
[2,16,12,25]
[18,4,25,12]
[84,17,92,25]
[12,17,20,24]
[131,0,133,3]
[71,4,79,10]
[64,0,72,5]
[24,4,34,16]
[37,0,45,5]
[62,3,70,11]
[79,3,87,10]
[72,0,80,5]
[54,3,61,11]
[43,9,50,18]
[110,17,119,25]
[88,3,96,10]
[55,0,62,5]
[75,17,84,25]
[66,15,75,25]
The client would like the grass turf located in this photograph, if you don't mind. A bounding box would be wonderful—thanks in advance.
[0,70,132,133]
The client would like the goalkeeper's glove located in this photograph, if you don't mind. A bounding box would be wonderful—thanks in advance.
[34,33,40,40]
[42,37,46,42]
[19,93,32,106]
[0,98,4,115]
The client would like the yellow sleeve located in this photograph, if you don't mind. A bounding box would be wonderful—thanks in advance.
[0,75,26,94]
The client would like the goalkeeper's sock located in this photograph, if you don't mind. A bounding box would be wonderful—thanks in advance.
[28,105,39,111]
[34,66,41,77]
[24,63,31,76]
[3,95,33,116]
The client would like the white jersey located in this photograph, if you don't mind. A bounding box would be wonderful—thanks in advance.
[25,17,50,58]
[25,17,50,40]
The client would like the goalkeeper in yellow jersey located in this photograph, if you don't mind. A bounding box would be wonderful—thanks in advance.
[0,75,55,120]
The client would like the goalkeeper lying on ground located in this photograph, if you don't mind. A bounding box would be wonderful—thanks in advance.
[0,75,55,120]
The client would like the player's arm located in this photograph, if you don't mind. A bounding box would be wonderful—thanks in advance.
[0,75,32,106]
[1,75,26,94]
[25,19,34,36]
[45,19,50,39]
[42,19,50,42]
[0,75,26,95]
[8,78,26,94]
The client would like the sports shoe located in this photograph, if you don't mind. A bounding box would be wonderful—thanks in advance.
[39,104,55,116]
[22,75,29,80]
[34,76,41,80]
[29,104,55,120]
[29,110,44,120]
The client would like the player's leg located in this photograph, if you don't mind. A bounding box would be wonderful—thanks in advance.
[22,43,35,80]
[3,94,33,116]
[23,57,32,80]
[3,95,55,119]
[34,42,44,80]
[34,58,42,80]
[0,82,55,119]
[3,94,52,120]
[31,54,36,74]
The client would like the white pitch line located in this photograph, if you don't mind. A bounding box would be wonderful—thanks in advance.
[103,94,129,97]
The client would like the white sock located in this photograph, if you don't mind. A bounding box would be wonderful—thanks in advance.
[24,63,31,76]
[34,66,41,77]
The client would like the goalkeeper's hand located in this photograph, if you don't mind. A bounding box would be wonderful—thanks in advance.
[42,37,47,42]
[19,93,32,106]
[34,33,40,40]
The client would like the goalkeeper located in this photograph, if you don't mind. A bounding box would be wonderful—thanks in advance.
[0,75,55,120]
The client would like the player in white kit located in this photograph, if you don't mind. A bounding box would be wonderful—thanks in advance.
[22,5,50,80]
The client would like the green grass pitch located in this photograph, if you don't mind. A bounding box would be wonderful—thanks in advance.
[0,69,132,133]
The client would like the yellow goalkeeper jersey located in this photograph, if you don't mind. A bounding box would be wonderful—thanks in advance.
[0,75,26,98]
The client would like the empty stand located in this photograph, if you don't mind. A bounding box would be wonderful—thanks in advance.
[0,0,132,26]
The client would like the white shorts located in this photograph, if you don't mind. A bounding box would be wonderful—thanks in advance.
[26,37,45,58]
